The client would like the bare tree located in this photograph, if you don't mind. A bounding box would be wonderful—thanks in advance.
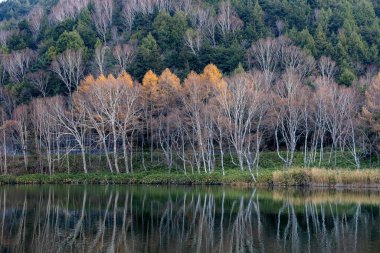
[12,105,29,170]
[174,0,193,15]
[218,73,267,180]
[248,38,282,86]
[274,70,308,167]
[3,49,36,83]
[121,2,136,32]
[182,72,210,173]
[318,56,336,85]
[184,29,203,55]
[50,96,89,173]
[217,0,243,38]
[92,0,114,43]
[281,45,315,80]
[154,69,182,171]
[156,0,173,12]
[134,0,155,15]
[49,0,90,23]
[51,49,83,94]
[276,20,285,35]
[27,71,49,97]
[112,43,136,73]
[342,88,363,169]
[0,107,9,174]
[0,55,5,86]
[30,98,56,174]
[206,13,217,47]
[117,80,140,173]
[320,83,351,166]
[0,30,11,48]
[95,44,109,75]
[28,5,44,37]
[190,5,209,31]
[310,80,329,166]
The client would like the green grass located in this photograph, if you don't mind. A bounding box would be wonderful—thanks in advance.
[1,167,380,188]
[0,151,379,187]
[0,169,262,185]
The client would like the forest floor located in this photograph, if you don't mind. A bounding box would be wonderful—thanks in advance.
[0,151,379,187]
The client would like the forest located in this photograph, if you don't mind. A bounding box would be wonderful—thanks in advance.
[0,0,379,178]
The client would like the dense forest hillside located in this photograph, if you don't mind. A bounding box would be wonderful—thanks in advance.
[0,0,380,101]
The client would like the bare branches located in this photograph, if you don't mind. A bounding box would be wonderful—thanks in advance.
[248,38,281,85]
[274,70,309,167]
[28,5,44,37]
[184,29,203,55]
[92,0,114,43]
[3,49,36,83]
[49,0,90,23]
[217,0,243,38]
[95,44,109,76]
[50,96,89,173]
[12,105,29,169]
[281,45,315,80]
[0,30,11,48]
[30,98,57,174]
[318,56,336,85]
[27,71,50,97]
[112,43,136,74]
[121,2,136,32]
[248,37,315,85]
[51,49,84,94]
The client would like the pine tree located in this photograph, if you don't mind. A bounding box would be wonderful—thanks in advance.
[132,33,163,81]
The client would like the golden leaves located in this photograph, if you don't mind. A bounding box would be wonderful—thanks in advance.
[142,70,159,97]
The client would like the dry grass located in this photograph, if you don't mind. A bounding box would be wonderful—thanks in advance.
[273,168,380,188]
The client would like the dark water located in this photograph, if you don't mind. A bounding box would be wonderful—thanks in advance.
[0,186,379,253]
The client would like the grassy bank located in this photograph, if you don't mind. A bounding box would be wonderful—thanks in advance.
[4,151,380,175]
[1,168,380,188]
[0,170,262,185]
[1,151,379,187]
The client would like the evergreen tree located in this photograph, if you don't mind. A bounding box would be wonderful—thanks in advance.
[153,11,188,51]
[56,31,85,53]
[131,33,163,81]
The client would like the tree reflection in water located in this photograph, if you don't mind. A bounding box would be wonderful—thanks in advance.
[0,186,379,253]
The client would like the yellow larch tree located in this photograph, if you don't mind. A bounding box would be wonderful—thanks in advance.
[118,70,134,88]
[201,64,227,92]
[157,68,181,109]
[142,70,159,102]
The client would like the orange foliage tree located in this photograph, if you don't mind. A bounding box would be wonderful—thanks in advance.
[76,71,139,173]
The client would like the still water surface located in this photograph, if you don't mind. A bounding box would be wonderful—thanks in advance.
[0,185,379,253]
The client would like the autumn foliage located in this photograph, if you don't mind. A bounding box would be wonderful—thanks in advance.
[0,63,378,178]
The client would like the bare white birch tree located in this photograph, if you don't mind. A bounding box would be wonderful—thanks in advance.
[92,0,114,43]
[51,49,83,94]
[112,43,136,73]
[27,71,49,97]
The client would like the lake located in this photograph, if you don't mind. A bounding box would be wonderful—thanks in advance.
[0,185,379,253]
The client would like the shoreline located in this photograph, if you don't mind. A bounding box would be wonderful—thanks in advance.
[0,168,380,188]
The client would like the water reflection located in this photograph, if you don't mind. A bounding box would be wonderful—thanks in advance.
[0,186,379,253]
